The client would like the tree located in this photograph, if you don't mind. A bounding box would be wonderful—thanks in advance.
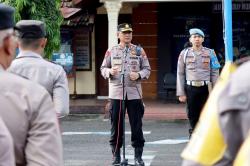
[1,0,63,59]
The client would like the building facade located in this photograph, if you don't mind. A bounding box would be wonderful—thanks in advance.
[62,0,250,99]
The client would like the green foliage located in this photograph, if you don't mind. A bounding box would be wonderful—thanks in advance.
[1,0,63,59]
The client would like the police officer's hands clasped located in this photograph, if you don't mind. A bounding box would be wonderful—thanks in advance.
[110,66,140,81]
[130,72,140,81]
[179,95,187,103]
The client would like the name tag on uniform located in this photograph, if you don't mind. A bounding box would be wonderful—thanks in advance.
[129,57,139,60]
[112,58,122,71]
[202,56,210,69]
[187,56,195,63]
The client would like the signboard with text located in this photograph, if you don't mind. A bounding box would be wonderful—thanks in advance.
[52,53,74,76]
[73,28,91,71]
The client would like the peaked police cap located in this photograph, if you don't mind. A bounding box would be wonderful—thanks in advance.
[15,20,46,39]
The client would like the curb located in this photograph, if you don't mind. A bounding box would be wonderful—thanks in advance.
[70,105,105,114]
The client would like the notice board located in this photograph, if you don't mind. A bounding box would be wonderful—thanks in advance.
[73,27,91,71]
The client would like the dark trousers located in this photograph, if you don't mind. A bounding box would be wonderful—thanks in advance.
[185,85,209,131]
[109,99,145,149]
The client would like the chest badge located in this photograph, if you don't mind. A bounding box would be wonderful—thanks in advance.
[131,49,136,56]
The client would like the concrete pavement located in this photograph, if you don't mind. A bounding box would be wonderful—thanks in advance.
[70,98,187,120]
[142,100,187,120]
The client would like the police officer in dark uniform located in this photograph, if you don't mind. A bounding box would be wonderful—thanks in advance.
[100,23,151,166]
[176,28,220,138]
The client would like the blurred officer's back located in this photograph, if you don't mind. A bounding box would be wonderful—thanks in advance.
[0,5,63,165]
[0,117,15,166]
[181,59,250,165]
[233,131,250,166]
[8,20,69,118]
[0,4,17,165]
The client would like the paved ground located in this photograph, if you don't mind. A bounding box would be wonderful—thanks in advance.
[70,99,187,121]
[62,115,189,166]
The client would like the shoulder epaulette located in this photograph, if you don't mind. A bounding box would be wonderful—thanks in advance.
[203,47,211,50]
[46,59,57,64]
[18,74,30,80]
[113,45,119,49]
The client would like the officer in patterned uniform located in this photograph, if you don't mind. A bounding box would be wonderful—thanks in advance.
[176,28,220,137]
[100,23,151,166]
[0,4,63,165]
[8,20,69,119]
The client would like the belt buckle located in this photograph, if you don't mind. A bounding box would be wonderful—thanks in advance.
[193,81,203,87]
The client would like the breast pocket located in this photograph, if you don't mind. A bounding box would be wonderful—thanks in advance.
[112,59,122,72]
[186,56,195,70]
[129,60,140,72]
[202,56,210,69]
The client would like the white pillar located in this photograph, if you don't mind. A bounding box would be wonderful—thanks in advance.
[104,0,122,48]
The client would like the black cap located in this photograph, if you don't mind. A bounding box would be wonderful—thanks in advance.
[0,3,15,30]
[15,20,46,39]
[117,23,133,32]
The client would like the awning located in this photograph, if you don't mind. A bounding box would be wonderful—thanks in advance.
[60,7,81,19]
[72,0,83,5]
[62,13,94,26]
[60,0,102,27]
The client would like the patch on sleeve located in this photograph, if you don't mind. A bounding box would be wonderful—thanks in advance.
[210,49,221,69]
